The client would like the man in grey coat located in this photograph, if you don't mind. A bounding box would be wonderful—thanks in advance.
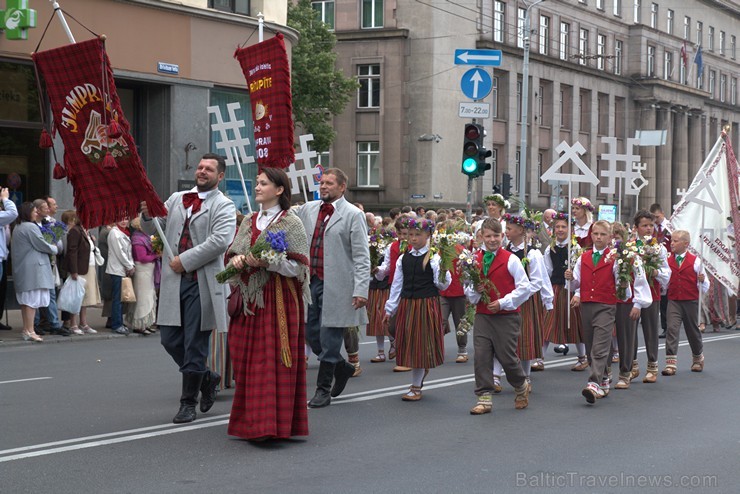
[141,153,236,423]
[296,168,370,408]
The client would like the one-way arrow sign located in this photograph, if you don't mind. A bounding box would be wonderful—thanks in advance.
[454,49,502,66]
[460,68,493,100]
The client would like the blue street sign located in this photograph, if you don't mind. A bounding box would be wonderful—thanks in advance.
[454,49,502,66]
[460,68,492,101]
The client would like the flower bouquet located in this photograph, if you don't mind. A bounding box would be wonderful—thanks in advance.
[456,303,477,337]
[150,234,164,255]
[637,235,662,282]
[216,230,288,283]
[432,225,472,283]
[50,220,67,241]
[456,248,499,305]
[369,227,397,270]
[605,239,642,300]
[569,233,584,269]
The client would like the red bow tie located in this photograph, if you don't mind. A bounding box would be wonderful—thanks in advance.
[183,193,203,214]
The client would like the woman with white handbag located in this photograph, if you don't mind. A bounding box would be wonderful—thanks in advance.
[105,219,135,334]
[63,210,102,334]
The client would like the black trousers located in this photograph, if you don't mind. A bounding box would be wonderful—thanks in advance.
[159,277,212,375]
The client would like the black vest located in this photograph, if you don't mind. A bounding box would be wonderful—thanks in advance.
[370,255,390,290]
[549,244,568,286]
[506,245,530,278]
[400,253,438,299]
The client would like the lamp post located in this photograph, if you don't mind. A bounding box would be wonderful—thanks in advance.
[518,0,545,209]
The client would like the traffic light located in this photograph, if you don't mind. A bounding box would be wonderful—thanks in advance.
[461,123,483,177]
[477,147,492,177]
[501,172,512,199]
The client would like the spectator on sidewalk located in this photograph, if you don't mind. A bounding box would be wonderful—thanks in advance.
[126,217,158,335]
[106,219,135,335]
[62,210,99,335]
[32,198,68,336]
[0,188,18,331]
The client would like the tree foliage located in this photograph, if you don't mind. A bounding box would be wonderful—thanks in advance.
[287,0,358,152]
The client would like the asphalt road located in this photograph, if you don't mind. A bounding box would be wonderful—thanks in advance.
[1,328,739,493]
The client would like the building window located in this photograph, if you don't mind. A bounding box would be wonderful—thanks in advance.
[720,74,727,102]
[664,51,672,80]
[666,9,673,34]
[579,28,589,65]
[560,85,573,128]
[597,93,609,135]
[517,8,526,49]
[311,1,335,30]
[732,78,737,105]
[709,70,716,98]
[579,90,591,132]
[647,45,655,76]
[720,31,726,55]
[684,16,690,40]
[697,69,704,90]
[613,0,621,17]
[537,85,544,121]
[708,26,714,51]
[357,64,381,108]
[615,39,623,75]
[361,0,383,29]
[209,0,249,15]
[597,34,606,70]
[559,22,570,61]
[614,97,626,137]
[515,148,521,193]
[650,3,657,29]
[492,76,499,118]
[634,0,641,24]
[696,21,702,46]
[680,56,686,84]
[537,152,544,193]
[732,35,737,59]
[517,79,522,120]
[494,1,505,43]
[596,0,604,10]
[357,142,380,187]
[539,15,550,55]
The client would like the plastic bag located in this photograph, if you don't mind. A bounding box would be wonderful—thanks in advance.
[57,276,87,314]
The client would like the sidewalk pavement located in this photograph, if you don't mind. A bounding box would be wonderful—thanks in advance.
[0,305,153,347]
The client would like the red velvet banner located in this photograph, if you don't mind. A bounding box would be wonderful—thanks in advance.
[234,33,295,168]
[32,38,166,228]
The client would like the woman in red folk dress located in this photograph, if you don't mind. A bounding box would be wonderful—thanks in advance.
[224,168,311,441]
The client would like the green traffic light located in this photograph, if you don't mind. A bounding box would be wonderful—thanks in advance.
[462,157,478,174]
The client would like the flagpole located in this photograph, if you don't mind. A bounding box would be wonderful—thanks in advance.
[49,0,76,43]
[698,205,706,321]
[567,180,572,330]
[232,147,254,214]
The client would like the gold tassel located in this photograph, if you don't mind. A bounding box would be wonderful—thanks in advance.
[275,279,292,368]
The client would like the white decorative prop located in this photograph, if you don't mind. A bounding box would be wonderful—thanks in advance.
[598,137,647,196]
[285,133,322,202]
[541,141,599,185]
[207,103,255,168]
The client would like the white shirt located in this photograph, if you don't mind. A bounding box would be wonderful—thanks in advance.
[671,252,710,294]
[543,240,569,278]
[375,243,394,281]
[463,249,532,311]
[573,221,592,240]
[256,204,300,279]
[508,242,554,310]
[185,187,210,218]
[384,245,451,316]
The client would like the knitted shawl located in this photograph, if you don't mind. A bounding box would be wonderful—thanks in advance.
[226,210,311,316]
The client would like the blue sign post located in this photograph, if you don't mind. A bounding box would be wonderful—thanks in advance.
[454,49,502,66]
[460,68,493,101]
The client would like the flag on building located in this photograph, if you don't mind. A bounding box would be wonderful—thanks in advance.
[669,133,740,295]
[680,40,688,67]
[694,45,704,77]
[32,38,166,228]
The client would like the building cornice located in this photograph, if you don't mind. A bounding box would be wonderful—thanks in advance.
[114,0,299,44]
[335,28,410,42]
[697,0,740,19]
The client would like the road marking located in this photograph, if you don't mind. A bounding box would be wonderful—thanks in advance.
[0,377,52,385]
[1,333,737,462]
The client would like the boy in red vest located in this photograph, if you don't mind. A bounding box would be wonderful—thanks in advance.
[567,220,649,404]
[465,218,532,415]
[663,230,709,375]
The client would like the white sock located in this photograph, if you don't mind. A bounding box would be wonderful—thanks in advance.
[411,368,426,387]
[376,335,385,352]
[576,343,586,357]
[493,357,503,376]
[521,359,532,378]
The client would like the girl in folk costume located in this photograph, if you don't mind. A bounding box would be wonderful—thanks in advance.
[223,168,310,441]
[502,214,553,387]
[566,221,651,405]
[571,197,594,249]
[543,213,588,370]
[374,218,410,370]
[465,218,532,414]
[439,220,473,363]
[382,217,451,401]
[365,225,398,363]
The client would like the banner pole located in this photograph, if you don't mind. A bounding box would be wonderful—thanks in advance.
[567,180,572,330]
[232,147,253,214]
[49,1,76,43]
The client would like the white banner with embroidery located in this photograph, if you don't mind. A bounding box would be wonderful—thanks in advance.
[670,134,740,296]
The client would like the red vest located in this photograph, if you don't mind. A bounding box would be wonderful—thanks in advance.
[475,249,520,315]
[580,248,618,305]
[440,244,465,298]
[576,224,594,249]
[388,240,404,285]
[667,251,699,301]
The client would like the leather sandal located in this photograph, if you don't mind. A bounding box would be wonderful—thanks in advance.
[470,397,493,415]
[393,366,412,372]
[370,352,386,363]
[571,357,589,371]
[401,385,422,401]
[531,360,544,372]
[456,354,469,363]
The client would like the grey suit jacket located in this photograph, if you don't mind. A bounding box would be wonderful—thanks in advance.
[11,222,58,293]
[296,196,370,328]
[142,189,236,332]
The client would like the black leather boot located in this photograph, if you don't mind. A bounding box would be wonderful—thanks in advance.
[330,359,356,398]
[173,372,203,424]
[199,370,221,413]
[308,361,335,408]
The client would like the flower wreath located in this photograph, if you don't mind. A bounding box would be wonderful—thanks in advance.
[571,197,595,212]
[552,211,569,222]
[483,194,510,210]
[503,213,538,231]
[400,216,435,232]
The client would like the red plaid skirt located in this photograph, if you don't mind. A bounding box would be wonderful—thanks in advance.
[227,275,308,440]
[366,288,390,337]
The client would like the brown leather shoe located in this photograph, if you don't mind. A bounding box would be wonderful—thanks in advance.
[691,355,704,372]
[571,358,589,371]
[401,386,422,401]
[662,366,676,376]
[470,397,493,415]
[393,366,412,372]
[514,384,529,410]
